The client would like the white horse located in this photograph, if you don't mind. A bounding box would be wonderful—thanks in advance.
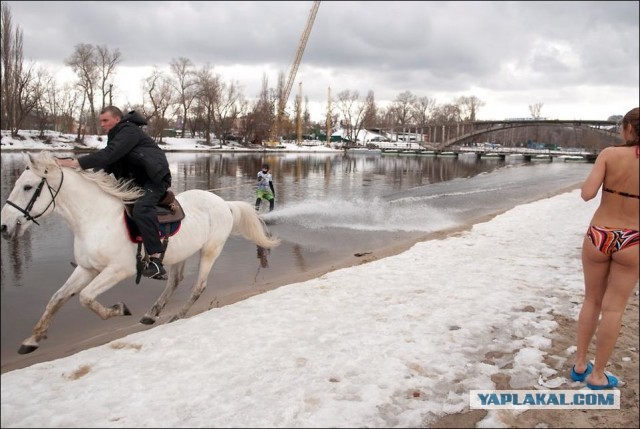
[0,151,280,354]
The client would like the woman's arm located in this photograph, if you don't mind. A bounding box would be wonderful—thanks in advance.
[581,149,608,201]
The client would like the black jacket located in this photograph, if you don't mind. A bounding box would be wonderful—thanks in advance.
[78,111,171,185]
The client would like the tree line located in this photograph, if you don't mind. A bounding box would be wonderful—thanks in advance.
[0,3,618,149]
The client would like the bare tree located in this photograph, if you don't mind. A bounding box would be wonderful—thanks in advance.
[58,83,81,134]
[170,57,197,137]
[529,102,544,119]
[43,75,62,132]
[336,89,370,145]
[66,43,99,134]
[96,45,122,112]
[362,90,378,129]
[328,111,340,139]
[432,103,461,123]
[303,95,311,137]
[32,67,54,136]
[194,64,221,145]
[0,3,35,136]
[242,73,274,145]
[213,79,244,145]
[392,90,416,127]
[270,70,289,142]
[142,67,176,142]
[412,96,436,127]
[1,2,15,131]
[456,95,485,121]
[76,92,87,142]
[12,60,45,136]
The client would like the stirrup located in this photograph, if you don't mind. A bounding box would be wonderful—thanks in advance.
[142,257,166,279]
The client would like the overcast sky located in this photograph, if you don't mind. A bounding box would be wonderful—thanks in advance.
[5,1,640,121]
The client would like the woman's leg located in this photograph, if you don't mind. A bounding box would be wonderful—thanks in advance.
[587,245,639,386]
[574,235,610,373]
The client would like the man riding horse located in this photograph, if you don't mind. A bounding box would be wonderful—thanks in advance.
[56,106,171,279]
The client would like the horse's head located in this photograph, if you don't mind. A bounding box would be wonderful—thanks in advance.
[1,151,63,240]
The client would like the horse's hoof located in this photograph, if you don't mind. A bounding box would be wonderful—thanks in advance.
[168,315,180,323]
[18,344,38,354]
[139,316,156,325]
[111,303,132,316]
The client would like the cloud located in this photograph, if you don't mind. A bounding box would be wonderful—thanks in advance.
[4,1,639,120]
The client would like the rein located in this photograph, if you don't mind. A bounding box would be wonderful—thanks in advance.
[204,181,255,192]
[6,168,64,226]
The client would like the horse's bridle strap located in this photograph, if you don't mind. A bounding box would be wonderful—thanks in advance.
[5,169,64,226]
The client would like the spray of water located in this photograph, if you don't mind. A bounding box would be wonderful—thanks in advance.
[262,196,460,232]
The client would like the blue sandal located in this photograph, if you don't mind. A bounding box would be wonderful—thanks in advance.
[587,373,619,390]
[570,362,593,382]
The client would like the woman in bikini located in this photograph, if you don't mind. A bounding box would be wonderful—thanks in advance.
[571,107,639,389]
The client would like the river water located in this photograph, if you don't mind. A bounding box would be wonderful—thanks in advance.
[0,151,592,372]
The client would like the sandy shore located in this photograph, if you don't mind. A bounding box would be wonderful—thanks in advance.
[427,289,639,428]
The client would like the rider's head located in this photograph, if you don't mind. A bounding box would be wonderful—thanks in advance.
[99,106,123,134]
[261,163,269,172]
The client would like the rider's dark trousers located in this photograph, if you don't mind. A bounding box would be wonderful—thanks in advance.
[132,175,171,255]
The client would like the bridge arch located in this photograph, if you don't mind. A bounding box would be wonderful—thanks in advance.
[428,119,617,149]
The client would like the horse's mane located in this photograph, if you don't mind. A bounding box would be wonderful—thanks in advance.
[35,151,144,203]
[80,170,144,203]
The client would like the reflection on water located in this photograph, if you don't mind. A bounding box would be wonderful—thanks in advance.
[5,229,33,287]
[1,155,35,289]
[0,151,503,291]
[0,151,576,290]
[256,245,270,269]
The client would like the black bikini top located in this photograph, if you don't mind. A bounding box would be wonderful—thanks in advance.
[602,187,640,200]
[602,145,640,199]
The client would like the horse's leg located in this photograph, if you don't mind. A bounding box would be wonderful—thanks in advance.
[168,246,223,323]
[140,261,186,325]
[78,267,135,320]
[19,266,97,354]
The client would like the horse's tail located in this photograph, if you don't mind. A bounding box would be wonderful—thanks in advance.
[226,201,281,249]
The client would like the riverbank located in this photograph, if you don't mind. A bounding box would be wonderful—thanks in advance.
[7,148,584,374]
[428,295,639,428]
[0,129,340,153]
[4,186,638,428]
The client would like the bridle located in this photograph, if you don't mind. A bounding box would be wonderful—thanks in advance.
[5,167,64,226]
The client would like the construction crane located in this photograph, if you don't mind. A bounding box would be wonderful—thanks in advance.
[267,0,320,146]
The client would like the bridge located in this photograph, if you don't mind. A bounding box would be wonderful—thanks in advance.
[368,119,617,150]
[422,119,617,149]
[377,145,598,162]
[454,145,598,162]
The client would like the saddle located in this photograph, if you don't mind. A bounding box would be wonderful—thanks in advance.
[124,190,185,225]
[156,190,185,223]
[123,190,186,284]
[123,189,185,243]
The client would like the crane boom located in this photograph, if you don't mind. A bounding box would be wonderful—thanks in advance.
[269,0,320,145]
[280,0,320,116]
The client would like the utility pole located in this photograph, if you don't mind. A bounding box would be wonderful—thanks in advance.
[326,86,331,147]
[296,82,302,146]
